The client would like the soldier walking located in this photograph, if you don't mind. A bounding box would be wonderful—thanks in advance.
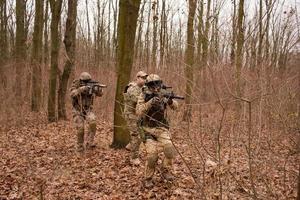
[70,72,104,152]
[123,71,148,165]
[136,74,178,188]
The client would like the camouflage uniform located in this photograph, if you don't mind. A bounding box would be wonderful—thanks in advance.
[70,73,103,152]
[124,81,143,160]
[136,78,178,183]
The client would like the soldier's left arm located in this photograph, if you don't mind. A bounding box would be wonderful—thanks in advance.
[94,87,103,97]
[136,93,152,117]
[127,85,140,103]
[168,99,178,110]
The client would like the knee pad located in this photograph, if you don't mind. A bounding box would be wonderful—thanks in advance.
[78,127,84,134]
[147,154,158,168]
[164,144,176,159]
[89,123,97,133]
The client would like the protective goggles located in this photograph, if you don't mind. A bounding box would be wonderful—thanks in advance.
[146,80,162,88]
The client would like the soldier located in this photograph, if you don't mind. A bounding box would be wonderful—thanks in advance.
[136,74,178,188]
[70,72,103,152]
[124,70,148,165]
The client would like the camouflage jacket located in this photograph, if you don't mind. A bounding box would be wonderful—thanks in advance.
[70,79,102,114]
[136,87,178,128]
[123,82,143,120]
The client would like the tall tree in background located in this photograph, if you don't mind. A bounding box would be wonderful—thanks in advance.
[112,0,141,148]
[183,0,196,121]
[57,0,77,120]
[43,1,49,67]
[151,0,159,68]
[31,0,44,112]
[159,0,167,67]
[201,0,211,101]
[235,0,245,113]
[230,0,237,66]
[48,0,63,122]
[15,0,26,102]
[0,0,8,88]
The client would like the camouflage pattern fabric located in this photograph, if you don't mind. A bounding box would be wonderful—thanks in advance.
[70,79,102,150]
[123,82,143,159]
[136,89,178,179]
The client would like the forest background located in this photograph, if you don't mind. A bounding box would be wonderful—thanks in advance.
[0,0,299,199]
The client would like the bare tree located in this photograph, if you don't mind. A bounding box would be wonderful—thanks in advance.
[15,0,26,102]
[0,0,8,88]
[183,0,196,121]
[47,0,63,122]
[43,1,49,67]
[151,0,159,68]
[31,0,44,112]
[159,0,167,67]
[112,0,141,148]
[230,0,237,66]
[57,0,77,120]
[235,0,245,113]
[201,0,211,101]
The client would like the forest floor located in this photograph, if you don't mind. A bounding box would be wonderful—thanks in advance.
[0,114,199,200]
[0,112,298,199]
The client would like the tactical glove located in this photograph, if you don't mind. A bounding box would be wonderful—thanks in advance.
[167,98,173,105]
[150,96,161,105]
[79,86,90,93]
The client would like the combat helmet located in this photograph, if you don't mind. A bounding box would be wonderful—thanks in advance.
[79,72,92,81]
[145,74,162,88]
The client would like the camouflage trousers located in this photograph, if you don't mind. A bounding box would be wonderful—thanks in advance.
[72,108,97,149]
[142,126,176,179]
[125,115,141,159]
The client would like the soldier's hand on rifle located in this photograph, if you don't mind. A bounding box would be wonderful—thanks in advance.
[166,98,173,105]
[150,96,161,106]
[78,85,90,93]
[93,85,103,96]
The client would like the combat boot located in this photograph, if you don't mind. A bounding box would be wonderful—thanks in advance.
[144,178,154,189]
[86,123,96,149]
[130,158,141,166]
[161,169,175,181]
[77,144,84,152]
[77,128,85,152]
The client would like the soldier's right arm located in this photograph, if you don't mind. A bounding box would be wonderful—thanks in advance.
[126,85,139,103]
[70,80,86,98]
[136,93,152,117]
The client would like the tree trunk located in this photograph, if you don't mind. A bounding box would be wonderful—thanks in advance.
[112,0,118,59]
[235,0,245,113]
[159,0,167,67]
[47,0,63,122]
[0,0,8,88]
[31,0,44,112]
[201,0,211,101]
[107,0,112,65]
[15,0,26,103]
[196,0,204,100]
[183,0,196,121]
[230,0,237,66]
[144,0,151,68]
[44,1,49,67]
[151,0,158,68]
[112,0,141,148]
[297,165,300,200]
[134,0,145,60]
[57,0,77,120]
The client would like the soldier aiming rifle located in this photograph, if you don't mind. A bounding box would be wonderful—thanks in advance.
[70,72,106,152]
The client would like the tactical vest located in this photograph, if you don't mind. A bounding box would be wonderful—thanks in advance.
[123,82,140,117]
[72,93,94,115]
[142,94,169,128]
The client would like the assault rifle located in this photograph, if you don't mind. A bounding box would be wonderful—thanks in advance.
[80,80,107,95]
[144,90,185,103]
[161,84,172,89]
